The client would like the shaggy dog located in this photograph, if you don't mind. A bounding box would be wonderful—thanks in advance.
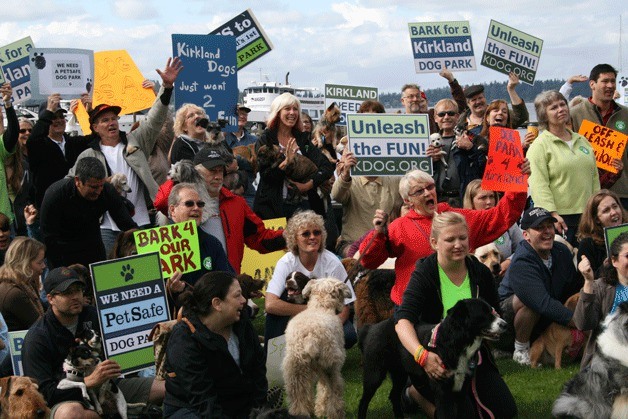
[429,132,448,167]
[313,102,342,163]
[354,269,395,329]
[530,293,587,369]
[109,173,132,197]
[473,242,502,279]
[256,144,318,183]
[283,278,352,419]
[0,376,49,419]
[285,271,311,304]
[109,228,139,259]
[552,301,628,419]
[57,329,127,418]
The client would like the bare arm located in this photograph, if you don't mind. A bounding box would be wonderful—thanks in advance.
[265,292,307,317]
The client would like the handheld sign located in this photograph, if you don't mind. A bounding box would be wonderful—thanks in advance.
[8,330,28,376]
[172,34,238,131]
[408,21,475,73]
[346,113,431,177]
[619,72,628,107]
[604,224,628,260]
[93,50,157,115]
[29,48,94,101]
[481,20,543,85]
[481,127,527,192]
[240,217,287,284]
[0,36,35,103]
[210,8,273,69]
[91,253,169,374]
[578,120,628,174]
[325,84,378,126]
[266,334,286,386]
[134,221,201,279]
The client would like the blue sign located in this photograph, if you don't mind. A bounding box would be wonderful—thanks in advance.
[172,34,238,132]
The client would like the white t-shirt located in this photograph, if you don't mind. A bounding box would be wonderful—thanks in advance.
[266,249,356,305]
[100,143,150,229]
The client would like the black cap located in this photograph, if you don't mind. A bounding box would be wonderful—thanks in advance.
[44,267,85,295]
[89,103,121,125]
[464,85,485,99]
[38,103,67,119]
[193,148,226,171]
[520,207,558,230]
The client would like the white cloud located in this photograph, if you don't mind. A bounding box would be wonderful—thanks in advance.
[113,0,159,20]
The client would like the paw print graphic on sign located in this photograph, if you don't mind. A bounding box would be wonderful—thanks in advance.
[121,264,135,282]
[31,52,46,70]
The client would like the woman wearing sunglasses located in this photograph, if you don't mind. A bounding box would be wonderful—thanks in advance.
[264,210,357,348]
[5,117,35,236]
[0,83,19,232]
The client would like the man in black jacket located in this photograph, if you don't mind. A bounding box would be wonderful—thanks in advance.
[22,267,164,418]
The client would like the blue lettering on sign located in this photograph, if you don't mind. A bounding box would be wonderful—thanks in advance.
[100,297,168,334]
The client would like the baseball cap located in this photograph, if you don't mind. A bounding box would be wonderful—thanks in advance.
[89,104,122,125]
[44,267,85,295]
[464,85,485,99]
[520,207,558,230]
[237,103,251,113]
[38,103,67,119]
[193,148,227,171]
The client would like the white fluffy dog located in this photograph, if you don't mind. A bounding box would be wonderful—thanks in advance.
[282,278,352,419]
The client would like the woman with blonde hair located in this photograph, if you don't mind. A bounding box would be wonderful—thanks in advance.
[0,236,46,331]
[169,104,209,164]
[254,93,334,220]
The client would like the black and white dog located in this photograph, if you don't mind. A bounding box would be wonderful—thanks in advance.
[57,329,127,418]
[552,301,628,419]
[285,272,310,304]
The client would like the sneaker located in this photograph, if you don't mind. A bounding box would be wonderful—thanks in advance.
[512,349,531,365]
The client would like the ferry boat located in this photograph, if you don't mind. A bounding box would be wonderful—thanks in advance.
[242,72,325,123]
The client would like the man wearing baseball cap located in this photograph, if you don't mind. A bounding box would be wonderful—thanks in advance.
[225,103,256,147]
[498,207,582,365]
[23,266,163,417]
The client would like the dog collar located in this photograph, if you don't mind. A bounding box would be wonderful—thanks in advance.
[429,323,440,348]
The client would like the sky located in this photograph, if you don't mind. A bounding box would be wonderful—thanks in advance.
[1,0,626,94]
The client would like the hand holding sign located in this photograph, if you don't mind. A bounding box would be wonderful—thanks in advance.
[578,120,628,173]
[481,126,528,192]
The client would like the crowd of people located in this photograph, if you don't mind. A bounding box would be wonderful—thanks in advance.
[0,58,626,418]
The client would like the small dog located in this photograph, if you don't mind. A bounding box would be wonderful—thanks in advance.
[285,271,311,304]
[530,293,586,369]
[237,273,266,319]
[313,103,341,163]
[283,278,352,419]
[233,144,257,173]
[110,173,132,197]
[256,144,318,183]
[552,301,628,419]
[473,242,502,279]
[0,376,49,419]
[353,268,395,329]
[109,228,139,259]
[430,133,448,167]
[57,329,127,418]
[554,234,578,267]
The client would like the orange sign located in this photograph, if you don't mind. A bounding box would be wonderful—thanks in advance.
[93,50,156,115]
[481,127,527,192]
[578,120,628,174]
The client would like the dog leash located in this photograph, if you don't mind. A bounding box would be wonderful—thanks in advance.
[345,225,387,285]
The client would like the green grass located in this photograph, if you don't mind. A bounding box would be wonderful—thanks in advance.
[251,298,578,418]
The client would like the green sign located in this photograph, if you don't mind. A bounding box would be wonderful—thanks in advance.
[90,252,169,374]
[604,223,628,260]
[134,221,201,279]
[346,114,432,176]
[408,21,475,73]
[481,20,543,85]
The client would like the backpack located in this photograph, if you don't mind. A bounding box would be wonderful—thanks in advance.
[148,308,195,380]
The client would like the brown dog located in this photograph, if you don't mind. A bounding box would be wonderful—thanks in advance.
[232,144,257,174]
[530,293,587,369]
[0,376,49,419]
[236,273,265,300]
[256,144,318,183]
[473,242,502,278]
[109,228,139,259]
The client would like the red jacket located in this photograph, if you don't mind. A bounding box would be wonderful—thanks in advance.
[154,179,174,215]
[359,191,527,305]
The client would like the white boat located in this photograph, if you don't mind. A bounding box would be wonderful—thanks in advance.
[242,73,325,124]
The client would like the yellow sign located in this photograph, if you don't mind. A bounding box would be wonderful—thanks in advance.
[75,100,91,134]
[240,217,287,285]
[93,50,156,115]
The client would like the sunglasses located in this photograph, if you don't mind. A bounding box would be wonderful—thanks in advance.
[181,200,206,208]
[436,111,458,117]
[19,128,32,134]
[299,229,322,238]
[0,224,10,232]
[408,183,436,197]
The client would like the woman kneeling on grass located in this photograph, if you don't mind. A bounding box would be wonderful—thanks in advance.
[395,212,517,418]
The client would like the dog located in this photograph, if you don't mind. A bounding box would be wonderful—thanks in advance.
[530,293,587,369]
[473,242,502,279]
[57,329,127,418]
[285,271,311,304]
[353,268,395,329]
[110,173,132,197]
[233,144,257,174]
[429,133,448,167]
[554,234,578,267]
[0,376,49,419]
[313,102,341,163]
[552,301,628,419]
[256,144,318,183]
[237,273,266,319]
[282,278,352,419]
[109,228,139,259]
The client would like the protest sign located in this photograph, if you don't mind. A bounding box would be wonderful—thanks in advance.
[325,84,378,126]
[578,119,628,173]
[240,217,287,284]
[0,36,34,103]
[481,127,527,192]
[604,223,628,259]
[210,8,273,69]
[75,100,91,134]
[481,20,543,85]
[93,50,156,115]
[91,252,169,374]
[346,113,431,176]
[134,221,201,279]
[172,34,238,131]
[265,334,286,386]
[29,48,94,101]
[408,21,475,73]
[8,330,28,376]
[619,73,628,107]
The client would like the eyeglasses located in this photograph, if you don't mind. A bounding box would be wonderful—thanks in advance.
[436,111,458,117]
[19,128,32,134]
[403,94,421,100]
[408,183,436,197]
[299,229,322,238]
[181,200,206,208]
